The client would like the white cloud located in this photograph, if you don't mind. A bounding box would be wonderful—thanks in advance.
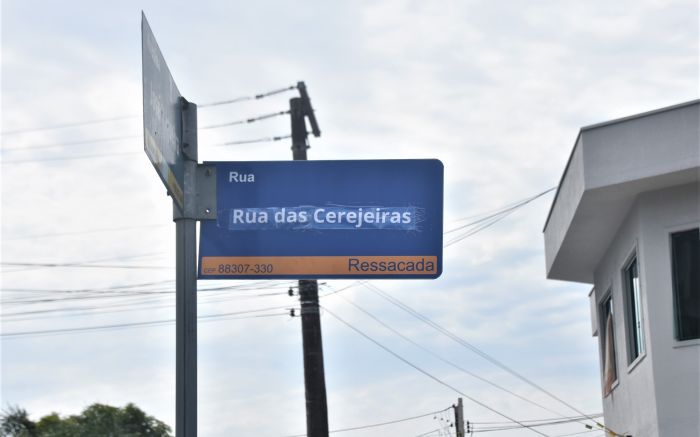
[1,1,697,435]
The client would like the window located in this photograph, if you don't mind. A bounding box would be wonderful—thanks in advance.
[672,228,700,341]
[600,294,617,395]
[624,256,645,363]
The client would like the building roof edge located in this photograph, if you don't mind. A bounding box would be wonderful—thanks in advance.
[542,99,700,233]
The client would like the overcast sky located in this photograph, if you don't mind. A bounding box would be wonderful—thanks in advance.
[1,1,698,436]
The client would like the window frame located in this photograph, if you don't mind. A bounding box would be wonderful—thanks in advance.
[599,290,618,396]
[622,251,646,367]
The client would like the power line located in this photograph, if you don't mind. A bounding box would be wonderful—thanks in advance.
[2,279,293,296]
[198,84,297,108]
[1,134,142,151]
[443,187,556,248]
[0,115,139,136]
[1,151,140,164]
[1,306,292,339]
[0,132,291,163]
[1,84,297,135]
[470,414,604,433]
[444,208,518,248]
[452,188,555,223]
[1,262,170,270]
[214,134,291,146]
[2,224,166,242]
[1,278,172,294]
[472,414,603,426]
[283,406,453,437]
[552,430,603,437]
[2,280,297,320]
[414,428,444,437]
[199,110,289,130]
[321,305,552,437]
[330,291,575,420]
[1,109,290,152]
[4,288,292,323]
[1,252,165,274]
[361,282,610,433]
[2,282,295,320]
[445,188,556,235]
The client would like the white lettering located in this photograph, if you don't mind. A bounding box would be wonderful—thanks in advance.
[229,171,255,183]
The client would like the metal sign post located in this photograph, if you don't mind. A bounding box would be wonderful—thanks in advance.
[142,14,214,437]
[174,98,199,437]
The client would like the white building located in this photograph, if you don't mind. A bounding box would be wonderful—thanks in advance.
[543,101,700,437]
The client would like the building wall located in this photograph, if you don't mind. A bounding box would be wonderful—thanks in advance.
[544,135,585,277]
[593,197,657,437]
[592,182,700,437]
[638,183,700,437]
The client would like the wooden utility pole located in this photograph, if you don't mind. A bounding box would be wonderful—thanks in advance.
[290,83,328,437]
[454,398,465,437]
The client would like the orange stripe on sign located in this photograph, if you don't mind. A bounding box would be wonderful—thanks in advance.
[200,256,438,276]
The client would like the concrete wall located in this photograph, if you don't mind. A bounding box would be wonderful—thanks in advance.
[638,183,700,437]
[582,104,699,190]
[592,182,700,437]
[544,135,585,277]
[593,196,657,437]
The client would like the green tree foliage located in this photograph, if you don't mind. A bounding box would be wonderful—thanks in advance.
[0,406,36,437]
[0,403,171,437]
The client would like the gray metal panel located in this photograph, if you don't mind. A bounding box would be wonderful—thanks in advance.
[142,13,185,210]
[195,164,216,220]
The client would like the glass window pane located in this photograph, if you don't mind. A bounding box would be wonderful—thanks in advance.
[672,228,700,341]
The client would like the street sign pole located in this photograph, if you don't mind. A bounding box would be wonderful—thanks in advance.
[175,213,197,437]
[174,98,199,437]
[290,95,329,437]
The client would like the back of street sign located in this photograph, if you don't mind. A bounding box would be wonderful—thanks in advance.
[141,12,186,210]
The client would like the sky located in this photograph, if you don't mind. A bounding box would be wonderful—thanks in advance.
[1,0,698,436]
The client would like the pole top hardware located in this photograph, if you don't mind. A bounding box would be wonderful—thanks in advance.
[296,81,321,138]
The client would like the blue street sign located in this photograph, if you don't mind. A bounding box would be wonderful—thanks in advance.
[199,159,443,279]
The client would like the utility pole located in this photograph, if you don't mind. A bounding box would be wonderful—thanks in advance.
[290,82,328,437]
[454,398,465,437]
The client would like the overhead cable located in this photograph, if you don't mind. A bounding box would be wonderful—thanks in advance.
[2,224,166,242]
[1,151,140,164]
[0,115,139,136]
[198,84,297,108]
[215,134,291,146]
[321,305,552,437]
[1,84,297,135]
[282,406,452,437]
[443,187,556,248]
[362,282,613,434]
[200,110,290,130]
[331,291,575,419]
[2,108,288,151]
[1,134,142,151]
[1,306,291,339]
